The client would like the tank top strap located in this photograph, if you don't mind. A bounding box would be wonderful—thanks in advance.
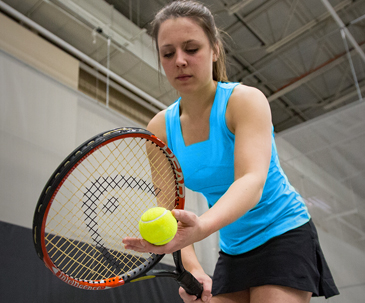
[165,98,182,152]
[209,82,240,136]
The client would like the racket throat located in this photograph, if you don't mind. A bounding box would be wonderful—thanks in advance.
[172,251,203,298]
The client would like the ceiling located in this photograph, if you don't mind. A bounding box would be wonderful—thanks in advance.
[105,0,365,132]
[1,0,365,132]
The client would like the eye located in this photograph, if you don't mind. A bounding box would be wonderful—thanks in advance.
[162,52,174,58]
[186,48,198,54]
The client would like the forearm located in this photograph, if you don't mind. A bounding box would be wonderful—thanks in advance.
[181,244,204,274]
[199,173,265,238]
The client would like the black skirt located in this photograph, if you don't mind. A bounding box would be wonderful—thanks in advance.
[212,220,339,299]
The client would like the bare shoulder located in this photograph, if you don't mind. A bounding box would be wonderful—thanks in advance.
[229,84,270,111]
[147,110,167,143]
[226,84,272,133]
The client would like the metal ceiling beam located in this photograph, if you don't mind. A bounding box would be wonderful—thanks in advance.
[234,0,354,73]
[227,52,310,122]
[238,0,281,22]
[267,41,364,102]
[324,84,365,110]
[321,0,365,64]
[0,0,167,111]
[268,55,345,102]
[266,0,352,53]
[219,0,271,45]
[55,0,158,70]
[227,0,256,15]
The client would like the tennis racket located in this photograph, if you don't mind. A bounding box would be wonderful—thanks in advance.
[32,127,203,297]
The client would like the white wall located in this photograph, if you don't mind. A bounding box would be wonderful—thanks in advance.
[0,50,139,229]
[312,228,365,302]
[275,109,365,302]
[0,12,79,90]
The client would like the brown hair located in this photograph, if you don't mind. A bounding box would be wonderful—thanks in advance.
[150,0,228,82]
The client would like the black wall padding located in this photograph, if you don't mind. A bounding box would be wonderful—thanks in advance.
[0,221,183,303]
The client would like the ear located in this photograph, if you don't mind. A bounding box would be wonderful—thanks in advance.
[213,44,219,62]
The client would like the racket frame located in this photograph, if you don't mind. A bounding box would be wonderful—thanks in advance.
[33,127,185,290]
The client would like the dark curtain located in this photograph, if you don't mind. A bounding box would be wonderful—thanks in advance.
[0,221,183,303]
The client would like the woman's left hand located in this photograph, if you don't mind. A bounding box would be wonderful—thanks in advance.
[178,270,213,303]
[122,209,205,254]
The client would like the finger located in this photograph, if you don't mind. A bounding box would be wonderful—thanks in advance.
[122,237,148,251]
[192,284,211,302]
[199,277,213,302]
[122,237,174,254]
[179,286,198,303]
[172,209,196,226]
[200,292,212,303]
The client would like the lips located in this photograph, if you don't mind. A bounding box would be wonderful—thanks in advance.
[176,74,192,81]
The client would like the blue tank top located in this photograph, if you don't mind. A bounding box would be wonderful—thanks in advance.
[165,82,310,255]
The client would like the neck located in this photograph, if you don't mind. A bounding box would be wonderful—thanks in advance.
[179,81,217,117]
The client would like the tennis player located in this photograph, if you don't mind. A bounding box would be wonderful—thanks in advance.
[123,1,339,302]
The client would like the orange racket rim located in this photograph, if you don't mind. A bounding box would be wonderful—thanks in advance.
[37,129,185,289]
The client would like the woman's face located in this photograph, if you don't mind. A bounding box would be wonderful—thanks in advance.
[157,17,216,95]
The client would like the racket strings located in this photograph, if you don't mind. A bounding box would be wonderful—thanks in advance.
[45,232,136,281]
[146,144,177,208]
[45,137,178,281]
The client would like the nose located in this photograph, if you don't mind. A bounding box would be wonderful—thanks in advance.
[175,49,187,67]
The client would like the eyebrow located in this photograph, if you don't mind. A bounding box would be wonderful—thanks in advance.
[160,39,199,49]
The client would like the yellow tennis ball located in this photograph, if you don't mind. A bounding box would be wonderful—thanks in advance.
[139,207,177,245]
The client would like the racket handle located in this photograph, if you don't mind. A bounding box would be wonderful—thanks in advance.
[177,270,204,298]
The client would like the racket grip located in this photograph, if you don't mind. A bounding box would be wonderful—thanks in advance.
[177,270,204,299]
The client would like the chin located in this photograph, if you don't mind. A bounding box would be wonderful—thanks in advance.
[173,80,195,91]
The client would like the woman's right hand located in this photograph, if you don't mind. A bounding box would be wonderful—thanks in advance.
[123,209,208,255]
[179,270,213,303]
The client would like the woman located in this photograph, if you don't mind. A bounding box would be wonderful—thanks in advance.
[123,1,339,302]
